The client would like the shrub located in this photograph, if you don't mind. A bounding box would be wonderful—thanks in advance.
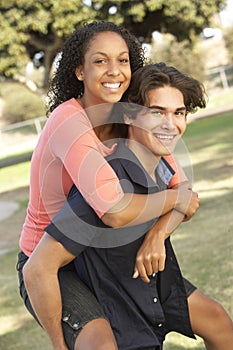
[0,82,45,123]
[223,26,233,62]
[149,34,206,83]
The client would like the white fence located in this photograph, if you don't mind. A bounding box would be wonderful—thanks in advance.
[0,116,47,158]
[206,64,233,92]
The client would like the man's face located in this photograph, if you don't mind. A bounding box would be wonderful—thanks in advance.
[127,86,187,157]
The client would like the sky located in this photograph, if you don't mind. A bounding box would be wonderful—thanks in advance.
[219,0,233,26]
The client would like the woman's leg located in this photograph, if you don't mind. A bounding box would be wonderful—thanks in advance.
[59,263,118,350]
[17,251,118,350]
[188,289,233,350]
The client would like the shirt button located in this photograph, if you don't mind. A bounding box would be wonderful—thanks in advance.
[157,323,163,327]
[153,297,158,303]
[152,273,156,277]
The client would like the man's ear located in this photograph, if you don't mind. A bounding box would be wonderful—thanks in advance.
[75,66,84,81]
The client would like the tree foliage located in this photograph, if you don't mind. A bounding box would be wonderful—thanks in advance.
[149,34,206,83]
[0,0,227,89]
[223,25,233,62]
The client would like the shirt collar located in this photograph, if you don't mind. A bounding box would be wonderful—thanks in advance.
[108,139,174,189]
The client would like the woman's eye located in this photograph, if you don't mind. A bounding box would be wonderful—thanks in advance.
[120,58,129,63]
[94,59,106,64]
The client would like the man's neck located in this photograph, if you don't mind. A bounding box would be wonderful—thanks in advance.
[126,139,160,182]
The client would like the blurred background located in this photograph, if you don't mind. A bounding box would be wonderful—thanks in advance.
[0,0,233,158]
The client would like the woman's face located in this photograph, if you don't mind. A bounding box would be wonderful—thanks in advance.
[76,31,131,108]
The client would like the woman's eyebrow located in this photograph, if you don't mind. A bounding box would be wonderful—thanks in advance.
[91,51,129,57]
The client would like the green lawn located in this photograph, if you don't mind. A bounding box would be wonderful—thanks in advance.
[0,112,232,349]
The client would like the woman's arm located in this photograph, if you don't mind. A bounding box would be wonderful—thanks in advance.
[51,110,190,226]
[23,234,75,350]
[102,186,199,227]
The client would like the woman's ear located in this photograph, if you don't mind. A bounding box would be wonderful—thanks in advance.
[75,66,84,81]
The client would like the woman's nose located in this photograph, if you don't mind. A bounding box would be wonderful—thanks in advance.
[107,61,120,76]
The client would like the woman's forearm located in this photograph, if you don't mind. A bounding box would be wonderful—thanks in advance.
[102,187,197,227]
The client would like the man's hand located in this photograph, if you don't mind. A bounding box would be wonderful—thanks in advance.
[133,229,166,283]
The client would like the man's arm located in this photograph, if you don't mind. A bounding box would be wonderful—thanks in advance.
[133,210,187,283]
[23,234,75,350]
[133,182,200,283]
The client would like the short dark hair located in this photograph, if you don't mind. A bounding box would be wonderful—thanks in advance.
[46,21,146,114]
[123,62,207,114]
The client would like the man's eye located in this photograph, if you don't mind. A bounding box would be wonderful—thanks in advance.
[151,111,163,116]
[176,111,186,117]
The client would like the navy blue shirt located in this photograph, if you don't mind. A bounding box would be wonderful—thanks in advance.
[46,140,194,350]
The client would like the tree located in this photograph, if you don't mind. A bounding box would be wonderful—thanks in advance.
[150,34,206,83]
[0,0,227,90]
[223,25,233,62]
[0,0,97,89]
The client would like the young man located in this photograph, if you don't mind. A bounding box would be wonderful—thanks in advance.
[24,64,233,350]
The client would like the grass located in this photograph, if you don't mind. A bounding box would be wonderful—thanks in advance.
[0,161,30,192]
[0,112,232,349]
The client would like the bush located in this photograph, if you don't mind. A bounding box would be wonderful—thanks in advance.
[149,34,206,83]
[0,82,45,123]
[223,26,233,62]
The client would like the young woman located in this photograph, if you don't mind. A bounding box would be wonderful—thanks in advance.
[17,22,189,350]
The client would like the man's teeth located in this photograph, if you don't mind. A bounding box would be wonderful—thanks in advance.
[156,135,174,140]
[103,83,121,88]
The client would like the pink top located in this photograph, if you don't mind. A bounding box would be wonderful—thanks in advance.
[20,98,186,256]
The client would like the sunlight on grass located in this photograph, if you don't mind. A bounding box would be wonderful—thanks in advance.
[207,87,233,109]
[164,332,204,349]
[0,307,31,336]
[0,162,30,193]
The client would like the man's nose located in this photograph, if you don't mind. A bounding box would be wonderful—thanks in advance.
[161,113,176,129]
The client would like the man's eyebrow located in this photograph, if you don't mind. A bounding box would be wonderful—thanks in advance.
[149,105,186,111]
[149,105,166,110]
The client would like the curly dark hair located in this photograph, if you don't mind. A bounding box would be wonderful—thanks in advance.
[46,21,146,115]
[123,62,207,115]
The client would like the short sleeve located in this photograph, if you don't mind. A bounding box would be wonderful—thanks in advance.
[164,154,188,188]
